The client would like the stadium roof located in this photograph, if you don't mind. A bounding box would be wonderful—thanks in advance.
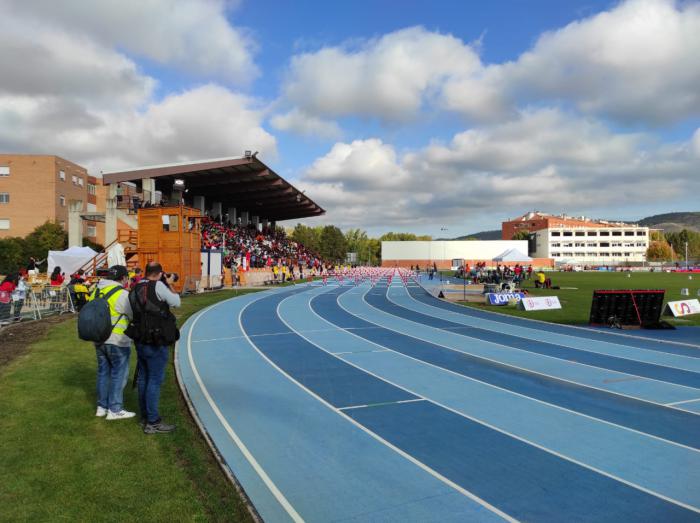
[101,155,325,221]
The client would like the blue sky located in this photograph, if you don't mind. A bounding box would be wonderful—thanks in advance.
[1,0,699,236]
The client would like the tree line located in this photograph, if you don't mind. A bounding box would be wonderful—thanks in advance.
[288,224,432,265]
[646,229,700,262]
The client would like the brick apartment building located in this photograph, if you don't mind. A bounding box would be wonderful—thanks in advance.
[501,211,620,239]
[0,154,99,241]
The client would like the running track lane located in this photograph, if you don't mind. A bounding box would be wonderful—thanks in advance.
[364,287,700,388]
[311,285,700,450]
[408,285,700,354]
[241,286,699,522]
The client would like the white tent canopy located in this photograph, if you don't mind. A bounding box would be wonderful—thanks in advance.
[47,246,97,277]
[492,248,532,262]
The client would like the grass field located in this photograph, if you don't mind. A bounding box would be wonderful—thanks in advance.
[457,271,700,327]
[0,288,261,522]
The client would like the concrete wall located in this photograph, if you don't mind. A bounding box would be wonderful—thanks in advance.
[381,240,528,261]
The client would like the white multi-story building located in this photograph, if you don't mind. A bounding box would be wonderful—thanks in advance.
[531,225,650,265]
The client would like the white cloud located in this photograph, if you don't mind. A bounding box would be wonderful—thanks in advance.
[0,4,274,173]
[282,26,481,121]
[298,109,700,229]
[445,0,700,124]
[281,0,700,127]
[0,85,276,173]
[270,109,342,139]
[4,0,257,84]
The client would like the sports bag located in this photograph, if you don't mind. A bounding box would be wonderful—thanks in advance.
[77,286,125,343]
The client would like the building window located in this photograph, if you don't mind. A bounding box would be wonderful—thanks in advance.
[575,252,585,256]
[0,193,9,204]
[551,242,561,248]
[587,231,597,236]
[59,170,66,181]
[551,252,560,257]
[563,231,573,236]
[587,252,597,257]
[550,231,560,237]
[612,231,622,236]
[87,225,97,237]
[0,218,9,229]
[624,231,634,236]
[575,231,585,236]
[59,195,66,207]
[600,231,610,236]
[72,175,78,185]
[636,242,646,247]
[624,252,631,257]
[0,166,9,176]
[575,242,585,247]
[78,178,84,186]
[600,242,610,247]
[637,231,646,236]
[88,183,96,195]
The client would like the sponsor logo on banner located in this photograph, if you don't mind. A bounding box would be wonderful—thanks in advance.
[666,299,700,317]
[520,296,562,311]
[486,292,526,305]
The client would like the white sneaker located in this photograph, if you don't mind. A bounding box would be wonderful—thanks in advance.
[95,406,108,417]
[106,409,136,420]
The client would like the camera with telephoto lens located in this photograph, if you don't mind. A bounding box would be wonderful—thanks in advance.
[160,272,179,284]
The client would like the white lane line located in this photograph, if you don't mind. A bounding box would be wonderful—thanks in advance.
[386,289,700,395]
[667,398,700,406]
[265,293,517,523]
[412,281,700,350]
[396,287,700,374]
[368,288,700,416]
[328,287,700,455]
[338,398,426,411]
[335,349,390,356]
[187,296,305,523]
[296,288,700,514]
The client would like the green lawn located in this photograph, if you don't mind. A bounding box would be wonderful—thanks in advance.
[457,271,700,326]
[0,288,261,522]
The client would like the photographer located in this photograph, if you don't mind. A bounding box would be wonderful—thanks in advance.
[128,262,180,434]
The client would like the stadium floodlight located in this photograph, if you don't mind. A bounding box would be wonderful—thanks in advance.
[244,150,252,159]
[173,178,185,188]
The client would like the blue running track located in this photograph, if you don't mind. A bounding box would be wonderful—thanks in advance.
[177,280,700,522]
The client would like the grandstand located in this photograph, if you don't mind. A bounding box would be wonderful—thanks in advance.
[84,155,326,288]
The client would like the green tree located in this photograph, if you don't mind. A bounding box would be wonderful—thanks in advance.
[666,229,700,260]
[319,225,347,262]
[379,232,432,241]
[23,221,67,261]
[646,241,673,261]
[0,237,26,274]
[512,230,530,241]
[290,223,321,253]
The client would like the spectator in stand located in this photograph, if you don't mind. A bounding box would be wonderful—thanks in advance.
[50,266,65,286]
[0,273,19,321]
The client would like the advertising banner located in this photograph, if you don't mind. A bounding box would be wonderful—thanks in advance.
[520,296,562,311]
[665,299,700,317]
[486,292,526,305]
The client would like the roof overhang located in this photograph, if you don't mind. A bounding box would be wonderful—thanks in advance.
[102,156,325,222]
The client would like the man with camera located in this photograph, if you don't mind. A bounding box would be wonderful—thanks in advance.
[128,262,181,434]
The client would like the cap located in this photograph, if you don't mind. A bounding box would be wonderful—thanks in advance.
[108,265,129,281]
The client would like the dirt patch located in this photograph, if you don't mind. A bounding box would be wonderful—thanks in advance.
[0,315,73,370]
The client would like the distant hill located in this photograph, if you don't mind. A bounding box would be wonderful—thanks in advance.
[450,229,502,241]
[635,212,700,233]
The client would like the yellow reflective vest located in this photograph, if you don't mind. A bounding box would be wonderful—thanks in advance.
[89,284,129,336]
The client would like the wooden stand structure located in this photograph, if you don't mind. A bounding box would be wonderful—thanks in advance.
[137,206,202,292]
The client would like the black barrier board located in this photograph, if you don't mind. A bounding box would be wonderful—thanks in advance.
[589,289,666,328]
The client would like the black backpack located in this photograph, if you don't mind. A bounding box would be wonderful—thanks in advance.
[78,286,125,343]
[127,281,180,345]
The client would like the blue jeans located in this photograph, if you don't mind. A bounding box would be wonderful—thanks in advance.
[96,344,131,412]
[136,344,169,424]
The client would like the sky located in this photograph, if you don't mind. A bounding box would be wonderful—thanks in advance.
[1,0,699,236]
